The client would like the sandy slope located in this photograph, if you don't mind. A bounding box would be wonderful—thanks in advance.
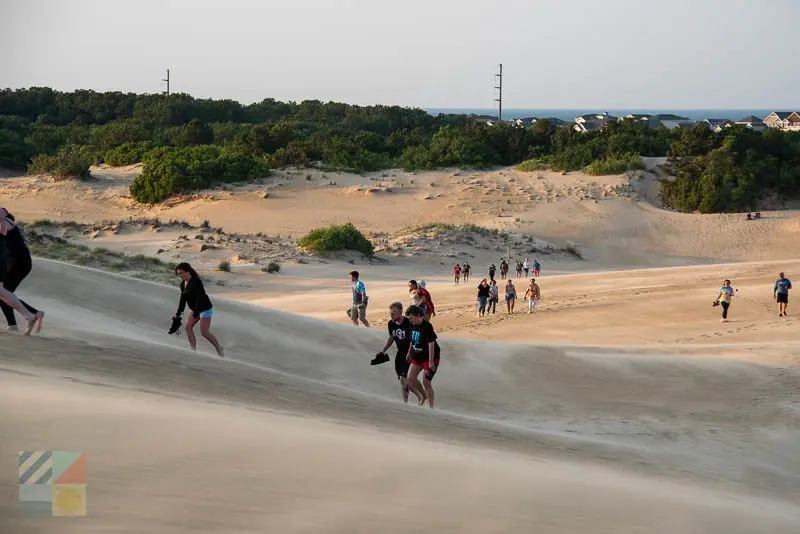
[1,164,800,531]
[0,260,799,533]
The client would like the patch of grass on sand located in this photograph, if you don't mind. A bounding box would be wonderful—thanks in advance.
[410,223,497,237]
[26,231,177,284]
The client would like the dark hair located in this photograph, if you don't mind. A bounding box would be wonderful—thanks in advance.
[724,279,731,285]
[408,280,418,287]
[349,270,359,279]
[175,262,200,280]
[405,305,424,317]
[3,211,14,221]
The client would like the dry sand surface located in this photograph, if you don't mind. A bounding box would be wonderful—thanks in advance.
[1,164,800,532]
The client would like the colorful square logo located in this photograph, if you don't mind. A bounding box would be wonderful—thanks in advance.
[18,450,86,517]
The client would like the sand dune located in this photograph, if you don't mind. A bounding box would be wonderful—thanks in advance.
[2,164,800,531]
[1,260,799,533]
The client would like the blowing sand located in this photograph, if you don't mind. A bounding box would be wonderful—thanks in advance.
[1,164,799,532]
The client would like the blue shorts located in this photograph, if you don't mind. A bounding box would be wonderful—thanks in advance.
[198,309,214,319]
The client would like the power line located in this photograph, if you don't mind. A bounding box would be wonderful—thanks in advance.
[162,69,170,96]
[494,63,503,122]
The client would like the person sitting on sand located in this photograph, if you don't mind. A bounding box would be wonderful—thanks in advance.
[524,278,541,314]
[405,305,441,409]
[173,262,224,356]
[0,208,44,334]
[476,279,490,317]
[505,279,517,314]
[488,279,499,314]
[371,302,427,405]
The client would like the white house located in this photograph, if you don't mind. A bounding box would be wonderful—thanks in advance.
[763,111,800,131]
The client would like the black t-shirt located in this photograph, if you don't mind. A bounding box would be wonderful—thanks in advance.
[410,320,441,362]
[387,317,412,355]
[477,285,491,298]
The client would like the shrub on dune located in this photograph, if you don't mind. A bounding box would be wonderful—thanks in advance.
[297,223,374,256]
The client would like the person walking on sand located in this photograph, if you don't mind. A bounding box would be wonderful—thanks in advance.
[417,280,435,322]
[409,279,427,316]
[406,305,441,409]
[714,279,735,323]
[516,260,523,279]
[500,258,508,280]
[505,279,517,314]
[0,208,44,334]
[0,286,41,334]
[173,262,224,356]
[774,272,792,317]
[476,279,490,317]
[462,262,471,283]
[371,302,427,404]
[533,260,541,278]
[453,263,461,284]
[349,270,370,327]
[523,258,530,278]
[488,279,499,314]
[524,278,541,314]
[488,263,496,283]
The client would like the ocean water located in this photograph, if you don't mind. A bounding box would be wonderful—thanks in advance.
[425,108,780,122]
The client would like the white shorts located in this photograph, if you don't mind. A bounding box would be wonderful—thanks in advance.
[528,299,538,311]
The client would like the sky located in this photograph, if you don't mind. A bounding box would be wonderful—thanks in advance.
[1,0,798,109]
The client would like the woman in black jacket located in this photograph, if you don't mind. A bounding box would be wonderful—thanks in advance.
[0,208,44,334]
[173,262,224,357]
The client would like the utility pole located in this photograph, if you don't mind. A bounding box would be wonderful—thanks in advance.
[494,63,503,123]
[162,69,170,96]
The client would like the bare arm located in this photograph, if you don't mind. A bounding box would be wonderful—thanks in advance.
[381,336,394,354]
[428,341,436,366]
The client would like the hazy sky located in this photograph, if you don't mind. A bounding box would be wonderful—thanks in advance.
[1,0,798,109]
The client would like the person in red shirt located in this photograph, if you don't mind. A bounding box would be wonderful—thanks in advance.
[417,280,435,321]
[453,264,461,284]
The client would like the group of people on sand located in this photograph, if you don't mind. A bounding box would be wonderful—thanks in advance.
[476,277,540,317]
[713,273,792,322]
[452,262,471,284]
[485,258,540,283]
[346,270,441,408]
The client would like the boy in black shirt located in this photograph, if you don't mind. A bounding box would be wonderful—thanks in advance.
[405,305,441,409]
[372,302,426,404]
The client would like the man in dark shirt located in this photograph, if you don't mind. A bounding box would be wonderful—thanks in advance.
[372,302,426,404]
[774,272,792,317]
[406,305,441,409]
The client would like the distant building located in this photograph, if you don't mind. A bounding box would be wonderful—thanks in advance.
[574,112,617,133]
[703,119,734,132]
[625,114,651,121]
[639,114,691,129]
[658,120,698,130]
[763,111,800,131]
[734,115,767,131]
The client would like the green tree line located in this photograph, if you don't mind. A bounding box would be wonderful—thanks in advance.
[2,87,799,210]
